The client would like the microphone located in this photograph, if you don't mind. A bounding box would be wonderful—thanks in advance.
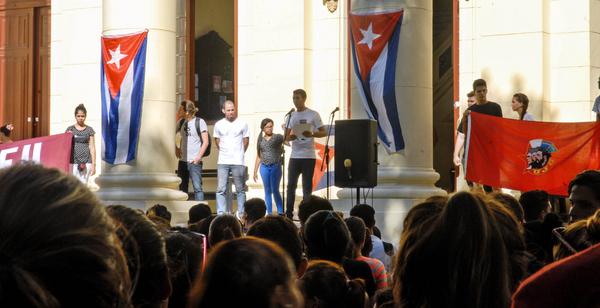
[330,107,340,114]
[344,159,352,180]
[285,108,295,116]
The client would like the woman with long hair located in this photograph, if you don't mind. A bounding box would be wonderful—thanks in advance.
[394,192,511,308]
[512,93,534,121]
[0,164,131,307]
[253,118,284,215]
[65,104,96,184]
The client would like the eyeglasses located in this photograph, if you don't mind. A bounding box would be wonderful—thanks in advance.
[552,227,578,255]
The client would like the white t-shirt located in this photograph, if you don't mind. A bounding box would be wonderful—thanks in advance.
[213,117,249,165]
[523,113,535,121]
[286,108,323,159]
[180,117,208,162]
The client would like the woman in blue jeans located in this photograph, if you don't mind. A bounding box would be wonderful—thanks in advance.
[253,118,284,214]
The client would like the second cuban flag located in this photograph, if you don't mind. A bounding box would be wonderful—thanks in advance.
[101,30,148,164]
[350,10,405,152]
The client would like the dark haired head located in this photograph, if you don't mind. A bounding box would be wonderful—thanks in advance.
[164,230,204,308]
[345,216,367,258]
[394,192,511,308]
[298,195,333,226]
[467,91,475,98]
[513,93,530,120]
[303,210,350,264]
[188,203,212,225]
[519,190,550,222]
[208,214,242,247]
[299,260,367,308]
[247,215,305,273]
[349,203,376,229]
[74,103,87,116]
[568,170,600,222]
[490,192,525,223]
[472,78,487,90]
[189,237,303,307]
[106,205,172,306]
[243,198,267,227]
[147,203,172,223]
[0,164,131,307]
[293,88,307,99]
[0,125,11,138]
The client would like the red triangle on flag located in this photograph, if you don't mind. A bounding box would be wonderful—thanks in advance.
[102,30,148,99]
[350,11,403,81]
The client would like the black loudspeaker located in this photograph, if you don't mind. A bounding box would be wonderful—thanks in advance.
[334,119,378,188]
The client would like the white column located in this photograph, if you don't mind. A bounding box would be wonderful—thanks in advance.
[334,0,445,243]
[96,0,187,203]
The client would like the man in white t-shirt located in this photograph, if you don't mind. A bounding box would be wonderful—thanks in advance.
[213,100,249,215]
[178,100,209,201]
[284,89,326,218]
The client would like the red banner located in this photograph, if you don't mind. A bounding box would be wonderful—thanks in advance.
[466,112,600,196]
[0,133,73,172]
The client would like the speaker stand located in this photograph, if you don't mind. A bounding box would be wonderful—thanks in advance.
[356,187,360,205]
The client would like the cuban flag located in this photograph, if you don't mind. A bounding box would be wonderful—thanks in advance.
[350,10,405,152]
[100,30,148,164]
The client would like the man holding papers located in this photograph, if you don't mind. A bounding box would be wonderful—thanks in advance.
[284,89,326,218]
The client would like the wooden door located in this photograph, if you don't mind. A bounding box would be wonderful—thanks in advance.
[0,8,34,141]
[0,4,49,141]
[33,6,50,137]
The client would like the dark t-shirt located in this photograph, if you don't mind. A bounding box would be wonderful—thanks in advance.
[457,101,503,134]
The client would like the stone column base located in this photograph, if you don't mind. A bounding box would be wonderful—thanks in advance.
[96,172,188,202]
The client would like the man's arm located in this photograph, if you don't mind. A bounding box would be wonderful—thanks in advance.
[214,137,220,150]
[243,137,249,152]
[193,131,209,163]
[311,126,327,138]
[453,132,465,166]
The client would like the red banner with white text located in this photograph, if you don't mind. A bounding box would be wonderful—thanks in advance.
[465,112,600,196]
[0,133,73,172]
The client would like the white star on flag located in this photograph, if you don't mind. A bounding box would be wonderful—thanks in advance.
[107,45,128,69]
[358,23,381,50]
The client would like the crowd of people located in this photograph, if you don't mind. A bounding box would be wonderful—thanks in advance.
[2,162,600,307]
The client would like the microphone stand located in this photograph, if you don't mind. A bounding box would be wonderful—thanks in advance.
[320,110,336,200]
[282,112,293,212]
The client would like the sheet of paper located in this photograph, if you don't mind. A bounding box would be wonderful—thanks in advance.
[292,123,313,137]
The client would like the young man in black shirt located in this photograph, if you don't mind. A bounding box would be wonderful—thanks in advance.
[453,79,502,192]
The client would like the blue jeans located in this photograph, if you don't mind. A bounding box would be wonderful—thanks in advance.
[286,158,315,217]
[216,164,247,215]
[260,163,283,214]
[187,162,204,201]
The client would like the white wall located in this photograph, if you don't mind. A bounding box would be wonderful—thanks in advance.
[459,0,600,122]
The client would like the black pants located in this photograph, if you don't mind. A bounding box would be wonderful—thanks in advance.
[286,158,315,216]
[177,160,190,193]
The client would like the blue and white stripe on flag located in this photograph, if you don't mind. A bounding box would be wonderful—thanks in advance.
[350,10,405,152]
[100,30,148,164]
